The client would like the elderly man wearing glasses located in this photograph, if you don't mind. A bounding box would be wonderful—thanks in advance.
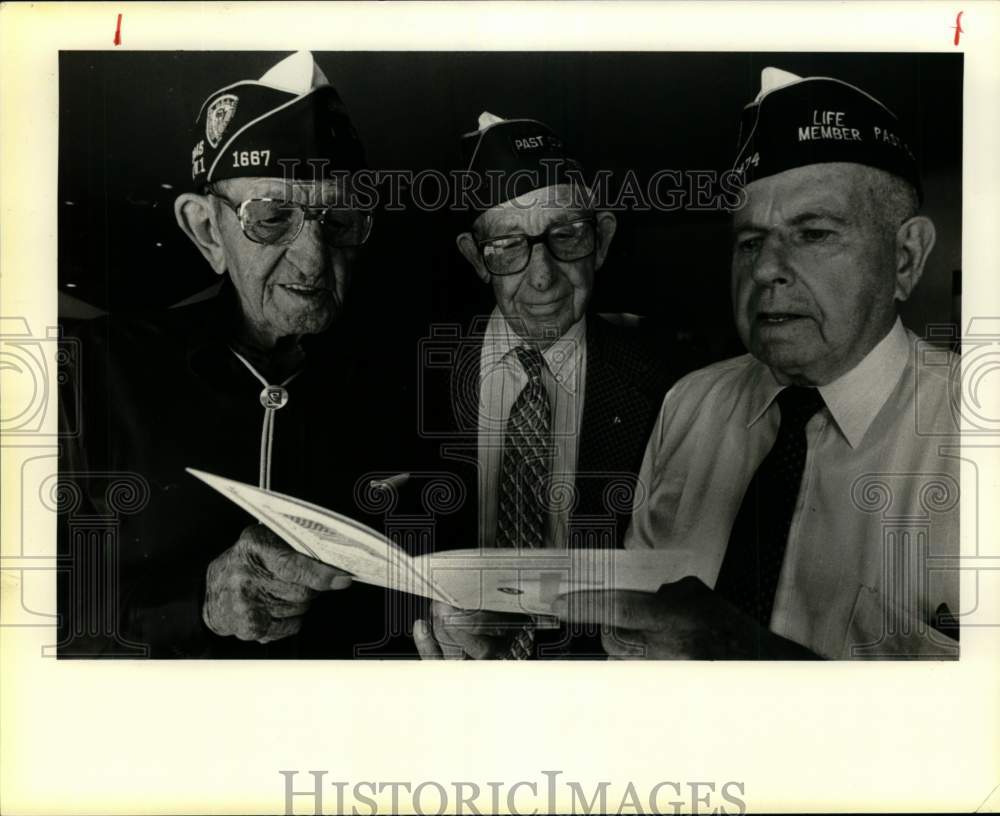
[58,52,395,659]
[413,113,674,660]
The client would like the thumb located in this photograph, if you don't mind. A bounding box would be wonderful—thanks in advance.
[414,619,443,660]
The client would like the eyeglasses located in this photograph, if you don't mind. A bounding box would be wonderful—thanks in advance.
[207,190,373,248]
[477,217,597,276]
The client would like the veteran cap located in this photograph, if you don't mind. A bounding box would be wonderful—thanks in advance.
[731,67,922,202]
[460,112,584,218]
[189,51,366,189]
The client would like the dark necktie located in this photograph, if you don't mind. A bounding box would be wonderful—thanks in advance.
[496,346,552,550]
[715,385,826,626]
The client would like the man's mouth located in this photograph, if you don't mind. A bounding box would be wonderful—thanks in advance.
[756,311,807,325]
[279,283,330,298]
[523,296,568,313]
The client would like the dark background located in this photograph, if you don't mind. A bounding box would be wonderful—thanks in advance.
[58,51,962,360]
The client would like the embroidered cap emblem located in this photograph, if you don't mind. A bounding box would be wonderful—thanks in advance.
[206,94,239,148]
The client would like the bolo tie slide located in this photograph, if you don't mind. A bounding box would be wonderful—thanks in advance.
[229,347,302,490]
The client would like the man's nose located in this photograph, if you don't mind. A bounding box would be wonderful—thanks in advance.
[523,243,558,291]
[285,219,331,276]
[751,233,793,287]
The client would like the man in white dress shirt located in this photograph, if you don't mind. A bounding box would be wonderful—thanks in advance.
[557,68,961,659]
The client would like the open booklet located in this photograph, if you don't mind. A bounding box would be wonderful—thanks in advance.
[188,469,698,616]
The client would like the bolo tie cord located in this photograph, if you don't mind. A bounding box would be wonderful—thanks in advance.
[229,347,302,491]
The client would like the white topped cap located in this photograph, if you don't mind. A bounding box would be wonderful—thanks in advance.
[477,111,507,130]
[754,67,804,103]
[258,50,330,94]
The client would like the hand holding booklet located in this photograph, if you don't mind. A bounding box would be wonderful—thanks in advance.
[188,469,696,616]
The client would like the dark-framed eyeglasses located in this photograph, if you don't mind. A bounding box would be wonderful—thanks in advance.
[207,189,373,248]
[477,217,597,276]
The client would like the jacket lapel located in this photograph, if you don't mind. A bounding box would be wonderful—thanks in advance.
[578,317,656,475]
[573,317,659,544]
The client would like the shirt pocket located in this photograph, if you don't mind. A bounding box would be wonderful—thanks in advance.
[840,584,959,660]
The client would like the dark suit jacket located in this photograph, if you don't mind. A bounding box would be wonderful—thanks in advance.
[409,312,677,656]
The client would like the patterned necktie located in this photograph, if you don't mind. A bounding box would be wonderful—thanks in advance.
[496,345,552,550]
[715,385,826,626]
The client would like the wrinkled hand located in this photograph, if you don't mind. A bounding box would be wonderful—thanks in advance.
[203,524,352,643]
[554,576,818,660]
[414,601,534,660]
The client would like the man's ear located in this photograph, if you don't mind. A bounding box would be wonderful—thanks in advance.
[893,215,935,302]
[594,211,618,271]
[456,232,490,284]
[174,193,227,276]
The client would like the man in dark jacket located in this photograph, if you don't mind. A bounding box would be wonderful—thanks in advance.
[413,113,675,659]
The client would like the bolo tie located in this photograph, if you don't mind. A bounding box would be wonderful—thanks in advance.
[229,347,302,491]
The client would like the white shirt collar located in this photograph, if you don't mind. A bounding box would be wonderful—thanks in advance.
[748,317,911,448]
[482,307,586,382]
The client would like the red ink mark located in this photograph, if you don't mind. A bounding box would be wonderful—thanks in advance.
[113,13,122,46]
[952,11,963,46]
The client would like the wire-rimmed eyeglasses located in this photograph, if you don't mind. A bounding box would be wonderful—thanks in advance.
[207,189,373,248]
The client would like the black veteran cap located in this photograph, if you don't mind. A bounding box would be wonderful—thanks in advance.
[190,51,365,189]
[732,67,922,202]
[460,112,584,217]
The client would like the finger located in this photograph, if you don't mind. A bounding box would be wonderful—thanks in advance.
[447,628,512,660]
[261,597,313,619]
[434,608,535,657]
[247,532,353,591]
[414,619,443,660]
[237,524,351,591]
[430,603,484,634]
[600,626,650,659]
[329,574,353,591]
[255,615,305,644]
[439,642,467,659]
[231,609,303,643]
[552,589,666,631]
[428,604,508,659]
[428,622,471,659]
[531,614,561,631]
[424,614,468,659]
[440,616,527,638]
[439,607,532,632]
[253,577,317,606]
[431,601,465,623]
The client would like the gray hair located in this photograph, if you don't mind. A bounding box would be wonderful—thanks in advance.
[855,165,919,233]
